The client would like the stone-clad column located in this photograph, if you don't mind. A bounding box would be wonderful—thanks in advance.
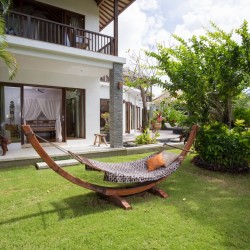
[109,63,123,148]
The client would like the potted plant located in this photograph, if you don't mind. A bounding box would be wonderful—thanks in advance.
[151,111,164,130]
[101,112,110,142]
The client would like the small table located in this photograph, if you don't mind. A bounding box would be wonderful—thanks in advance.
[94,134,108,146]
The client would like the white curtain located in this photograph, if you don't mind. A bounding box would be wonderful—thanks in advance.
[24,98,62,141]
[38,99,62,141]
[23,99,42,121]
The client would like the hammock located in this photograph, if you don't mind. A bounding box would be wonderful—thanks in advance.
[22,124,199,209]
[82,151,180,183]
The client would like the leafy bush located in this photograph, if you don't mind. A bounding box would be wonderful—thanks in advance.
[135,128,160,145]
[164,106,187,126]
[193,122,250,173]
[101,112,109,133]
[156,100,187,127]
[233,93,250,127]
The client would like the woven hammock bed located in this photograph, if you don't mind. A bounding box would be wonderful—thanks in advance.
[81,152,180,183]
[22,124,198,209]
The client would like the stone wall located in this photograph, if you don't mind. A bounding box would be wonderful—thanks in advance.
[109,63,123,148]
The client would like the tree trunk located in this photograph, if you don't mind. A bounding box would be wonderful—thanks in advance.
[223,97,233,129]
[140,87,148,130]
[227,97,233,129]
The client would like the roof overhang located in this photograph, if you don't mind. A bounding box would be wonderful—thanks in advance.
[95,0,136,31]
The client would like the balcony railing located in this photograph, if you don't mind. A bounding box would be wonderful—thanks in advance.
[4,10,115,55]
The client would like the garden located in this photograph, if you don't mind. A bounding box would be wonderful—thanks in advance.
[1,153,250,249]
[0,2,250,249]
[125,20,250,174]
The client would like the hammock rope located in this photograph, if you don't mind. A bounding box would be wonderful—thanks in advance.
[24,131,195,172]
[30,131,193,155]
[162,142,195,153]
[25,130,195,172]
[25,131,84,164]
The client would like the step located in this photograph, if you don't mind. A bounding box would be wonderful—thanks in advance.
[36,159,79,169]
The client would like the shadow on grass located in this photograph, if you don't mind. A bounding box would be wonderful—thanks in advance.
[52,190,168,218]
[0,193,111,226]
[0,189,167,227]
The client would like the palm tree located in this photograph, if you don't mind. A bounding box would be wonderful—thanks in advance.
[0,0,17,80]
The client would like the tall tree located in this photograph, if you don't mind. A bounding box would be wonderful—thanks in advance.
[124,49,162,130]
[0,0,17,79]
[150,21,250,128]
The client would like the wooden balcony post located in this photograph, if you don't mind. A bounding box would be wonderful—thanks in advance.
[114,0,118,56]
[73,28,77,48]
[27,15,31,39]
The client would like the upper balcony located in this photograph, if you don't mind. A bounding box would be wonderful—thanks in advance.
[4,10,115,56]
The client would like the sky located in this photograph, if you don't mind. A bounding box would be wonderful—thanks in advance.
[103,0,250,96]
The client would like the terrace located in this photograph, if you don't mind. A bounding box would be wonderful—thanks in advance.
[5,10,115,55]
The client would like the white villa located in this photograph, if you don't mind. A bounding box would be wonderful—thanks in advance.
[100,76,142,134]
[0,0,136,148]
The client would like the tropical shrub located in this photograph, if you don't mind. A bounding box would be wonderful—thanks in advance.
[165,107,186,126]
[101,112,109,133]
[233,93,250,127]
[193,122,250,173]
[157,103,187,127]
[135,128,160,145]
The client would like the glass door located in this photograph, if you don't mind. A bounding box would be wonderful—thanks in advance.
[65,11,85,47]
[0,85,21,143]
[125,102,131,133]
[65,89,85,139]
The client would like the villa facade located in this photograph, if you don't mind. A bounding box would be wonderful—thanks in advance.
[100,77,142,134]
[0,0,135,148]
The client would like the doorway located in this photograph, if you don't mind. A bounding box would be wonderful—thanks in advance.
[64,11,85,47]
[0,85,21,143]
[125,102,131,133]
[66,89,85,139]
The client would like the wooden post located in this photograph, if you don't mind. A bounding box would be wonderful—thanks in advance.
[114,0,118,56]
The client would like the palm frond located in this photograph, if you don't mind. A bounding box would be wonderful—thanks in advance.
[0,49,18,79]
[0,7,18,80]
[1,0,11,14]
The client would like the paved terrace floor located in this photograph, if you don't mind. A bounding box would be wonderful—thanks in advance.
[0,130,181,167]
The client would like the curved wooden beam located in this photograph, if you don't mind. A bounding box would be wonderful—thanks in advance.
[22,124,198,209]
[22,125,165,197]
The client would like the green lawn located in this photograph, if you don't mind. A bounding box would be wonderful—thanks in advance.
[0,152,249,250]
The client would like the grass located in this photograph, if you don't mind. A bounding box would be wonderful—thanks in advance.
[0,152,250,250]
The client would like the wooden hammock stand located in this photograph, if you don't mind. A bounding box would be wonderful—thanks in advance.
[22,124,199,210]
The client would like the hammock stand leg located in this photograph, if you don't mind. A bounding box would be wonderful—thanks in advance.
[98,194,132,210]
[99,186,168,210]
[147,186,169,198]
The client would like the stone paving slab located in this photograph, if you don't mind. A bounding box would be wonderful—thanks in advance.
[36,159,79,169]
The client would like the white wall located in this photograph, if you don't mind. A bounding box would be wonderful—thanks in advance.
[100,82,110,99]
[100,82,143,134]
[123,89,143,133]
[85,78,100,143]
[0,67,100,144]
[39,0,99,32]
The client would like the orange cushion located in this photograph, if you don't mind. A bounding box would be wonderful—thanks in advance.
[147,152,166,171]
